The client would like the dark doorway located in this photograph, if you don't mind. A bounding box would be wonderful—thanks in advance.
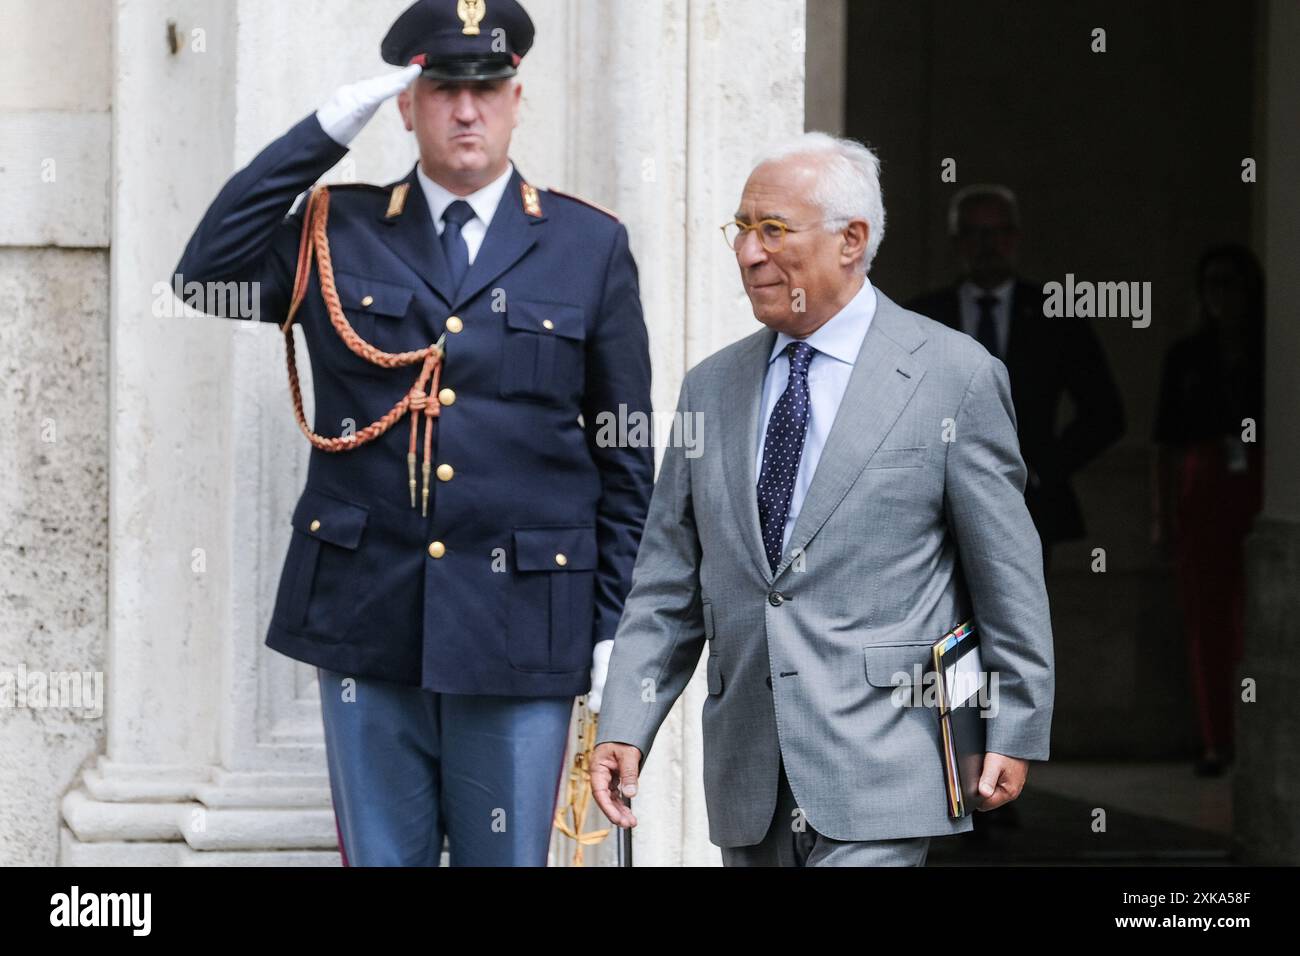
[841,0,1261,862]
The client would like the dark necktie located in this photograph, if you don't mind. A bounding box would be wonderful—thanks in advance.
[976,293,1000,359]
[440,200,475,293]
[757,341,816,573]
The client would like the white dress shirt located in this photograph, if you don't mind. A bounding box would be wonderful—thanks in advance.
[415,161,515,265]
[754,276,879,554]
[958,276,1014,360]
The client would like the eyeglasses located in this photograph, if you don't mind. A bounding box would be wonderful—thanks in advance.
[720,217,848,254]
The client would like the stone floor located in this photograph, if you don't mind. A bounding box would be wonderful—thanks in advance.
[929,760,1235,865]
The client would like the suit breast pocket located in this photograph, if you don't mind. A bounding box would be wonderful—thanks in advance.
[332,270,416,352]
[499,299,586,406]
[863,445,928,470]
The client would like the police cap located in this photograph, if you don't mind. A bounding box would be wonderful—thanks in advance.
[381,0,536,81]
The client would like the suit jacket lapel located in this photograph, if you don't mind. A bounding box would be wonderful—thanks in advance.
[453,168,543,309]
[775,291,926,579]
[720,326,779,583]
[376,166,457,306]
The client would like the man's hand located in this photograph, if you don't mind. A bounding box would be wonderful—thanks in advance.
[590,742,641,828]
[975,752,1029,811]
[586,639,613,714]
[316,63,423,147]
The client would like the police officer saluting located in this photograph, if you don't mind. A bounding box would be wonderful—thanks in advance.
[174,0,653,866]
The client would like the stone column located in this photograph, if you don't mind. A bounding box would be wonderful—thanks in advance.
[554,0,806,868]
[805,0,846,134]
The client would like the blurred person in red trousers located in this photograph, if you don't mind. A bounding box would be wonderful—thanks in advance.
[1152,243,1265,777]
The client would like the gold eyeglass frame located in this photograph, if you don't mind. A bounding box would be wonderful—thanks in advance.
[720,217,850,254]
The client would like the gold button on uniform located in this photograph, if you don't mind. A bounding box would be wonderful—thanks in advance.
[446,316,463,333]
[436,464,454,482]
[555,553,568,567]
[360,295,374,308]
[309,519,321,532]
[438,388,456,406]
[428,541,445,559]
[542,319,555,331]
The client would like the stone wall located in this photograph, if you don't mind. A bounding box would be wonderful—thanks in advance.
[0,0,112,867]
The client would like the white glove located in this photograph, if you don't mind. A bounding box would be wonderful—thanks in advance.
[315,63,423,147]
[587,639,614,714]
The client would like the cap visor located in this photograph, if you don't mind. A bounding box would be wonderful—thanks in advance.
[419,61,517,81]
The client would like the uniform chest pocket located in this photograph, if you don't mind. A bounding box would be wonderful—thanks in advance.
[332,270,416,350]
[499,300,586,406]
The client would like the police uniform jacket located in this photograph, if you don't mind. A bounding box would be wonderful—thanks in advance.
[175,112,655,696]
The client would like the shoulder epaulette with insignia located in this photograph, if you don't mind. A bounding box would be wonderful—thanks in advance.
[323,181,391,198]
[384,182,411,218]
[520,182,543,218]
[545,188,620,222]
[318,180,393,206]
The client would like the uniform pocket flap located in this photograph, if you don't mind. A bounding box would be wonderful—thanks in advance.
[513,526,598,571]
[701,600,716,640]
[292,488,369,549]
[333,270,415,318]
[863,641,933,687]
[506,300,586,340]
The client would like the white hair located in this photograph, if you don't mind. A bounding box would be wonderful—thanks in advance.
[750,132,887,273]
[947,183,1019,237]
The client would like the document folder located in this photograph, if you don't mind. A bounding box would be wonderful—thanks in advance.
[930,619,987,818]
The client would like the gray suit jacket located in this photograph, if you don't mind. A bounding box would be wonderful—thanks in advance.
[595,288,1054,847]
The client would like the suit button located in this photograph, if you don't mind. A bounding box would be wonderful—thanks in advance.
[436,464,454,482]
[428,541,445,559]
[438,387,456,406]
[542,319,555,331]
[309,519,321,533]
[446,316,463,333]
[766,675,773,689]
[768,591,784,606]
[555,553,568,567]
[360,295,374,308]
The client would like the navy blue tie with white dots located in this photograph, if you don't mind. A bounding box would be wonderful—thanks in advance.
[757,341,816,573]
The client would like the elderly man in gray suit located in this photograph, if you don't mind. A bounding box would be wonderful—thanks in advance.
[588,132,1054,866]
